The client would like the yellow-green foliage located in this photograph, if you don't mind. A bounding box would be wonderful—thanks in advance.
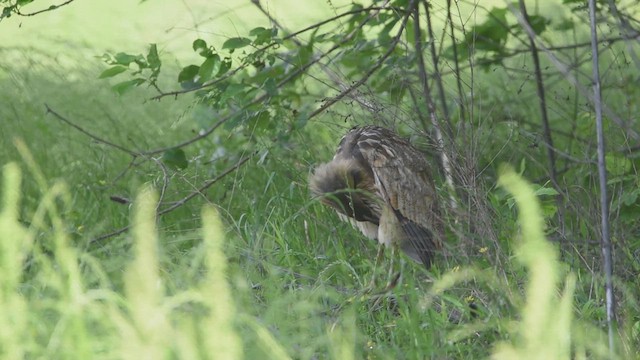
[200,205,244,359]
[0,163,249,359]
[491,165,581,360]
[0,163,30,359]
[120,187,169,359]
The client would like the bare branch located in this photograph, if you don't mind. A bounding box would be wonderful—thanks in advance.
[150,4,403,101]
[588,0,617,353]
[413,2,457,210]
[604,0,640,70]
[90,152,255,244]
[423,0,452,136]
[14,0,75,17]
[508,3,640,141]
[307,0,416,120]
[157,152,254,216]
[45,104,140,157]
[517,1,558,189]
[444,0,466,124]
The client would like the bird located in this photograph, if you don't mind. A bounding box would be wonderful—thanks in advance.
[309,125,444,284]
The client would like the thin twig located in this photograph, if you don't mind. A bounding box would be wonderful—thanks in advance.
[516,1,566,232]
[150,157,171,214]
[150,5,402,101]
[588,0,617,353]
[91,225,131,244]
[412,2,457,210]
[438,34,638,78]
[252,0,400,121]
[518,0,557,189]
[508,3,640,141]
[45,104,140,156]
[14,0,75,17]
[90,153,255,243]
[158,153,254,216]
[307,0,416,120]
[604,0,640,71]
[423,0,452,137]
[445,0,466,124]
[145,7,385,156]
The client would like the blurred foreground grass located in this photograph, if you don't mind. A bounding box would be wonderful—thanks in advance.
[0,159,624,358]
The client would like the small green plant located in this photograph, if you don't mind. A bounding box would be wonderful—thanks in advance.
[491,165,614,359]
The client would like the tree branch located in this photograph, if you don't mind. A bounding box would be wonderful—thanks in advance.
[150,4,403,101]
[14,0,75,17]
[45,104,139,157]
[588,0,617,353]
[413,2,458,210]
[90,152,255,244]
[306,1,416,120]
[508,4,640,141]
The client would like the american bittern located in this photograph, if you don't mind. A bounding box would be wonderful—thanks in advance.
[310,126,444,289]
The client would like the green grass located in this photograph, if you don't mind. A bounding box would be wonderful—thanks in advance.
[0,153,628,358]
[1,0,639,358]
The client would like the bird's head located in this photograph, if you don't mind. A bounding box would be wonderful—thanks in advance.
[309,159,371,196]
[309,159,379,222]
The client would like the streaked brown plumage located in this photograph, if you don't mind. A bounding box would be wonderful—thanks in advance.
[310,125,444,268]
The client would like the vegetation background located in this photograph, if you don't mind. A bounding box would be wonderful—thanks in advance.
[0,0,638,358]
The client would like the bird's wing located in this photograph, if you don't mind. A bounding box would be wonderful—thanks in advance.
[356,132,443,266]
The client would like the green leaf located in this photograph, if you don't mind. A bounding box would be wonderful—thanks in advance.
[442,42,470,61]
[621,189,639,206]
[111,78,145,95]
[250,27,277,46]
[468,7,509,53]
[294,109,309,129]
[605,154,632,177]
[405,19,415,46]
[249,27,267,36]
[263,78,277,97]
[222,37,251,50]
[534,186,559,197]
[178,65,200,83]
[389,84,406,104]
[519,158,526,175]
[377,19,397,47]
[147,44,161,69]
[99,66,128,79]
[162,148,189,170]
[293,45,312,67]
[555,19,575,31]
[528,15,548,35]
[193,39,207,52]
[199,55,221,82]
[391,0,409,7]
[248,111,273,132]
[114,52,140,66]
[217,57,233,76]
[193,38,212,57]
